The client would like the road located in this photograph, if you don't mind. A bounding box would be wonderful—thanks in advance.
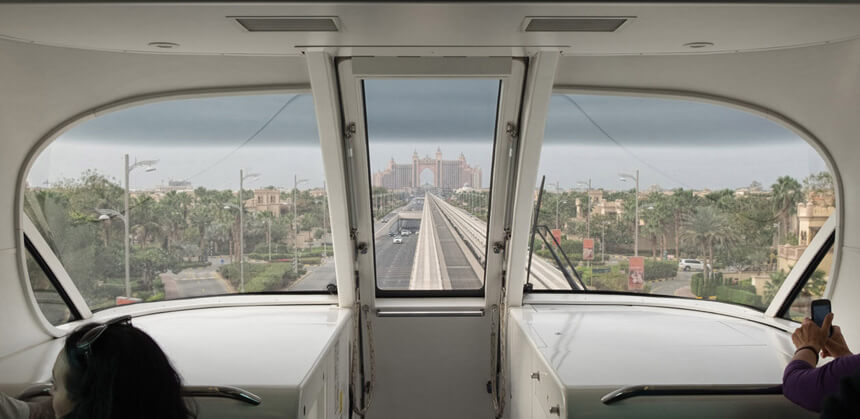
[288,258,337,291]
[161,256,233,299]
[649,271,696,297]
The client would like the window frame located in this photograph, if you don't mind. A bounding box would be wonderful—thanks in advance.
[335,57,527,307]
[520,86,842,324]
[16,86,349,328]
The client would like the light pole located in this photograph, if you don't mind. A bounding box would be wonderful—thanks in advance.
[121,154,157,298]
[577,178,592,238]
[293,175,308,275]
[322,181,327,260]
[619,170,640,257]
[549,181,561,230]
[96,209,129,295]
[234,170,260,293]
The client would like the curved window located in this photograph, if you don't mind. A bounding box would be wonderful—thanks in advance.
[24,93,332,312]
[527,93,835,311]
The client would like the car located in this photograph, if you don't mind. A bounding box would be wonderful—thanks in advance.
[388,231,396,237]
[401,230,411,236]
[679,259,705,271]
[393,237,403,244]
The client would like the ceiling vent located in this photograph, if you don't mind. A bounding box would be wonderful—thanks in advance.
[522,17,631,32]
[232,17,340,32]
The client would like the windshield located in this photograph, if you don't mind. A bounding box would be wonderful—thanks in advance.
[24,93,333,312]
[526,93,835,311]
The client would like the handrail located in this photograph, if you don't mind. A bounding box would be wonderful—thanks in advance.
[17,383,262,406]
[182,385,262,406]
[601,384,783,405]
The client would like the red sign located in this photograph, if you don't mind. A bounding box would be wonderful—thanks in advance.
[116,296,142,306]
[628,257,645,290]
[582,239,594,261]
[551,229,562,247]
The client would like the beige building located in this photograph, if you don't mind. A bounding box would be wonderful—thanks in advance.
[777,200,835,273]
[245,189,285,218]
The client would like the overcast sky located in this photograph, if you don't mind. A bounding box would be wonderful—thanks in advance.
[27,82,828,192]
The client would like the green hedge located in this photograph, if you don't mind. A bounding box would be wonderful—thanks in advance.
[218,262,306,292]
[644,260,677,281]
[716,286,763,308]
[171,261,211,273]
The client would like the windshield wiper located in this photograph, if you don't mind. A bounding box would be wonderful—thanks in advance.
[526,176,586,291]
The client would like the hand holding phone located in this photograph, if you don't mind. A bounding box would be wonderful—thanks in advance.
[811,299,833,337]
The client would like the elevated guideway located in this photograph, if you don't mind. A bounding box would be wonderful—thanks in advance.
[428,193,571,290]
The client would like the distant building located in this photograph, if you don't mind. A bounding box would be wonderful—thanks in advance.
[245,189,285,217]
[372,148,482,191]
[157,179,193,192]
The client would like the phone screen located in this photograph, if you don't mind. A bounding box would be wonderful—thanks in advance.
[812,302,831,327]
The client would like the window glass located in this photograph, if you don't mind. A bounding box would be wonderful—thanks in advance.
[24,93,332,311]
[529,93,835,311]
[364,79,500,291]
[782,242,835,322]
[25,247,72,325]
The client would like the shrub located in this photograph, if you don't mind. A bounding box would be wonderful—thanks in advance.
[644,260,677,281]
[716,286,763,308]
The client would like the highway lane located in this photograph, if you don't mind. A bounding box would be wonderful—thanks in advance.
[376,232,419,289]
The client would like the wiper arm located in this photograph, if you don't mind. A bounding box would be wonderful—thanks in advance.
[525,176,547,289]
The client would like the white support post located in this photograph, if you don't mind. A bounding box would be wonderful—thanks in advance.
[504,50,560,308]
[307,50,356,308]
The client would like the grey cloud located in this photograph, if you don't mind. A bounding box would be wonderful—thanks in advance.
[545,94,802,147]
[63,94,320,147]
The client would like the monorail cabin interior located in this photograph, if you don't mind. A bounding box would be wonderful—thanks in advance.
[1,1,859,418]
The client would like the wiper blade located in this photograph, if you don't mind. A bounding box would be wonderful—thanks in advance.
[525,176,546,289]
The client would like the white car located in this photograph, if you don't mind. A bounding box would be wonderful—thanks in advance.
[401,230,411,236]
[678,259,705,271]
[393,237,403,244]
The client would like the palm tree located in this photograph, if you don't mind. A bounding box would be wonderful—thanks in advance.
[771,176,803,242]
[670,189,696,258]
[681,206,737,278]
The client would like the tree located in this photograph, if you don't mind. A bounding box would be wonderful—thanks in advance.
[771,176,803,241]
[681,206,736,278]
[764,269,788,304]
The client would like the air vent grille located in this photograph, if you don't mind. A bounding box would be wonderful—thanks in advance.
[523,17,630,32]
[234,17,340,32]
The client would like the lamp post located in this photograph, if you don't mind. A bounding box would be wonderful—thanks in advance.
[96,209,129,295]
[619,170,640,257]
[293,175,308,275]
[233,170,260,293]
[549,181,562,230]
[577,178,592,238]
[322,181,327,260]
[120,154,157,298]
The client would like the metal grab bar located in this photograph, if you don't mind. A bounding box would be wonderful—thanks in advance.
[17,383,262,406]
[601,384,783,405]
[183,385,262,406]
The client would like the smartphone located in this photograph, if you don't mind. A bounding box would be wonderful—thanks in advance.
[811,299,833,337]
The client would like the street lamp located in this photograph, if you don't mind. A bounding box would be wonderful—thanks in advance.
[119,154,157,298]
[577,178,592,238]
[293,175,308,275]
[232,170,260,293]
[549,181,562,230]
[95,208,130,295]
[619,169,640,257]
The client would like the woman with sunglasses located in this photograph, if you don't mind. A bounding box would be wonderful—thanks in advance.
[1,316,195,419]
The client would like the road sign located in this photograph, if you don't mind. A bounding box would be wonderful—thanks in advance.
[551,228,562,246]
[628,256,644,290]
[583,239,594,261]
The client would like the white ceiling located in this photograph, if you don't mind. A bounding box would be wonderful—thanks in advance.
[0,2,858,56]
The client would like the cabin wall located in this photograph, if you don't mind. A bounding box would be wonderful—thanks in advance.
[554,38,860,343]
[0,38,310,357]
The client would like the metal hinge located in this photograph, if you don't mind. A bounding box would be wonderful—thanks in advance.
[344,122,357,140]
[506,122,518,138]
[492,228,512,254]
[349,227,359,240]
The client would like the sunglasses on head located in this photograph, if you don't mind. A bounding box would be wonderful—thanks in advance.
[75,315,132,360]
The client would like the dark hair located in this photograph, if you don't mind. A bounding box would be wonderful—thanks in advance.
[61,321,196,419]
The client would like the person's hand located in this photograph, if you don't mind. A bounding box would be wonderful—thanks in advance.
[822,325,853,358]
[792,312,833,353]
